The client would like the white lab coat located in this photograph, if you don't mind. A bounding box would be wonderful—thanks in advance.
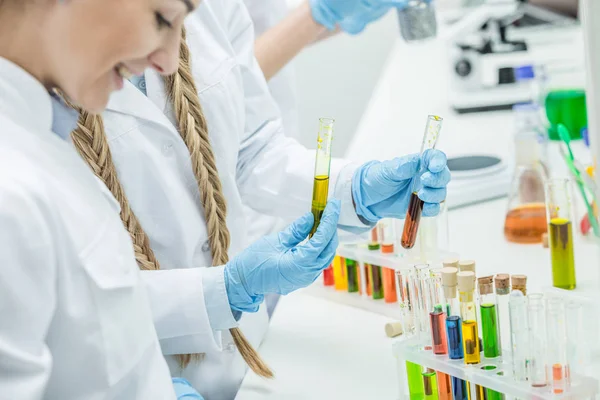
[242,0,299,140]
[0,58,175,399]
[95,1,363,399]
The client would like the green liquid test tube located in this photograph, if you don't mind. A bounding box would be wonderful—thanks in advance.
[309,118,334,238]
[371,265,384,300]
[346,259,359,293]
[423,369,439,400]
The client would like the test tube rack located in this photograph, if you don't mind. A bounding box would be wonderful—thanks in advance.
[393,338,599,400]
[393,288,600,400]
[304,243,459,319]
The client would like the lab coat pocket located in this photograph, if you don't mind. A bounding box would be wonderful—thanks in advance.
[81,225,155,385]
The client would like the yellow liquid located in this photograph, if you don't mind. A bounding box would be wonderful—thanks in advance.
[549,218,576,290]
[333,255,348,291]
[310,175,329,238]
[462,320,481,364]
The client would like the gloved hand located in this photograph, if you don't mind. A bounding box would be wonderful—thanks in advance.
[310,0,411,34]
[352,149,450,223]
[224,200,340,312]
[172,378,204,400]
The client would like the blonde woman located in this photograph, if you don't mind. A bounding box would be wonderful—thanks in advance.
[66,0,450,399]
[0,0,207,398]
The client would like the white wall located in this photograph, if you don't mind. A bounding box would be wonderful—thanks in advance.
[289,11,401,157]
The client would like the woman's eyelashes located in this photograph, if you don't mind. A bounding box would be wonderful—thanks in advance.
[155,12,173,29]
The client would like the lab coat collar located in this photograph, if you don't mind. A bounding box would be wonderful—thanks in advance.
[0,57,53,134]
[105,71,177,133]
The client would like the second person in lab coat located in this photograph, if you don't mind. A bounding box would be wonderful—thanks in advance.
[68,1,451,399]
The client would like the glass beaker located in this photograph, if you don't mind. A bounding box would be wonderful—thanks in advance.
[544,179,577,290]
[504,104,549,244]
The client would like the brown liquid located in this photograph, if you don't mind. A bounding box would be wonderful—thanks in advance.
[504,203,547,244]
[401,192,424,249]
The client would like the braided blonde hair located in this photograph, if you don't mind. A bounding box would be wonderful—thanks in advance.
[71,29,273,378]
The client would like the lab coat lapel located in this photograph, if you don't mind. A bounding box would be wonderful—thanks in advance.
[105,78,177,133]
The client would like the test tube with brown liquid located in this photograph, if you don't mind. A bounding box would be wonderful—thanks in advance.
[401,115,443,249]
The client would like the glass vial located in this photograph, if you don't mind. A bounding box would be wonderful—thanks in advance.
[544,179,577,290]
[528,294,548,387]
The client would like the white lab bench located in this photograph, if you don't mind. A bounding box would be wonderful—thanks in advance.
[236,33,600,400]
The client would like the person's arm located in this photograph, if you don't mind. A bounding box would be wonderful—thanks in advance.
[253,0,408,80]
[0,187,57,399]
[140,266,242,356]
[254,2,327,81]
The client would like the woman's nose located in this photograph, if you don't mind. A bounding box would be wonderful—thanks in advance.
[149,33,181,76]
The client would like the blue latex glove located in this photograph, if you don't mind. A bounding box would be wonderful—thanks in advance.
[224,200,340,312]
[310,0,410,32]
[338,0,434,34]
[172,378,204,400]
[352,149,450,223]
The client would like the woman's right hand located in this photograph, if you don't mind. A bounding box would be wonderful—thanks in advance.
[224,200,340,313]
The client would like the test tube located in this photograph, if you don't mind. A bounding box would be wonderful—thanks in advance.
[332,255,348,291]
[429,268,451,400]
[509,290,529,383]
[309,117,334,238]
[429,268,448,355]
[511,275,527,295]
[458,271,480,364]
[494,274,511,351]
[401,115,443,249]
[478,276,501,358]
[405,267,425,399]
[322,263,334,286]
[396,268,415,335]
[544,179,577,290]
[411,264,433,346]
[565,300,587,381]
[365,228,379,296]
[442,267,463,359]
[380,218,396,254]
[478,276,502,400]
[546,298,569,394]
[346,259,359,293]
[380,219,398,303]
[371,263,384,300]
[423,369,439,400]
[442,268,469,400]
[528,293,548,388]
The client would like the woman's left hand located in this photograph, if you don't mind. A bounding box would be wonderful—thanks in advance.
[351,149,451,223]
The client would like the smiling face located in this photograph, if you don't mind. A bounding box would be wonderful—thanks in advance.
[42,0,200,112]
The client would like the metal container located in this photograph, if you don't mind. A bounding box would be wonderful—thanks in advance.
[397,1,437,42]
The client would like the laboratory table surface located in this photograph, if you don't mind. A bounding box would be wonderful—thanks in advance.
[236,23,600,400]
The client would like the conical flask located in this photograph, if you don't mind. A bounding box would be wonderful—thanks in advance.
[504,103,549,244]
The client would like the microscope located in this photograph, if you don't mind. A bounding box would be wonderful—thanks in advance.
[446,0,580,113]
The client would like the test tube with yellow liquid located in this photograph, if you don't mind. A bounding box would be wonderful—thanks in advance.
[544,179,576,290]
[310,117,334,238]
[401,115,443,249]
[457,271,480,365]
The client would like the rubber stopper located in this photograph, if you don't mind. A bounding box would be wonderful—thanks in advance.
[385,322,403,338]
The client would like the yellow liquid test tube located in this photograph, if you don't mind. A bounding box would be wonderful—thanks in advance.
[309,117,334,238]
[457,272,481,364]
[333,255,348,291]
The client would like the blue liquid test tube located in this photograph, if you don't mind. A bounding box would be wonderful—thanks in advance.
[442,267,469,400]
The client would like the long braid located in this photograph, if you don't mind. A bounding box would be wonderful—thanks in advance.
[71,29,272,378]
[71,113,160,271]
[164,29,273,378]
